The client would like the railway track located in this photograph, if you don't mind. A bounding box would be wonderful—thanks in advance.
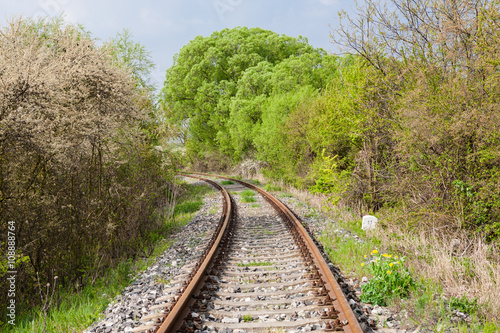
[133,174,364,333]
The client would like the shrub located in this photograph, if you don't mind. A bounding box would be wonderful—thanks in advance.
[360,250,415,306]
[0,17,172,314]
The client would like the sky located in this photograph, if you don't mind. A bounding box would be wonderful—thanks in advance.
[0,0,355,88]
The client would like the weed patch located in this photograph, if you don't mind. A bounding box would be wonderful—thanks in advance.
[264,183,282,191]
[1,182,210,332]
[240,189,257,203]
[238,261,272,267]
[360,251,414,306]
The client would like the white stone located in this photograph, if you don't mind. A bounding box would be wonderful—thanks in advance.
[362,215,378,231]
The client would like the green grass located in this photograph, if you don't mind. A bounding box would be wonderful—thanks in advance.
[174,200,203,215]
[240,189,255,197]
[242,314,253,322]
[240,189,257,203]
[264,183,282,191]
[2,260,136,332]
[221,180,234,185]
[320,231,376,277]
[0,182,211,332]
[320,219,500,332]
[237,261,272,267]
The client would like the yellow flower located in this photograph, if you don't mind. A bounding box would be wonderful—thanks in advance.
[387,270,392,274]
[395,256,399,259]
[372,250,378,254]
[374,259,378,263]
[389,263,394,267]
[397,261,400,265]
[361,263,364,267]
[364,255,367,259]
[382,253,389,257]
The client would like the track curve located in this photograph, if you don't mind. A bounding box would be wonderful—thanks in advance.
[134,174,363,333]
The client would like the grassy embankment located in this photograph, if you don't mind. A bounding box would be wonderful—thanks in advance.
[1,183,210,333]
[256,176,500,333]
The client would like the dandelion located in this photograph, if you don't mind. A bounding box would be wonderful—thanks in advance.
[382,253,389,257]
[361,263,364,267]
[387,270,392,274]
[397,261,400,265]
[364,255,367,259]
[372,250,378,254]
[389,263,394,267]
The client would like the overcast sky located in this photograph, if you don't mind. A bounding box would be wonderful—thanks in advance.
[1,0,355,88]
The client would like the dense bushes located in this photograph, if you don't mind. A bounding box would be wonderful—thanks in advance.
[163,1,500,241]
[331,0,500,238]
[0,18,172,314]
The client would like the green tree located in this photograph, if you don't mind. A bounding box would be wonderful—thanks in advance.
[160,27,320,161]
[333,0,500,233]
[108,29,156,92]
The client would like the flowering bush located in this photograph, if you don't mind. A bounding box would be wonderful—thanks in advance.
[360,250,415,306]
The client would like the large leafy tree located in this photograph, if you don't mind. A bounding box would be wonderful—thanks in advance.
[160,27,330,159]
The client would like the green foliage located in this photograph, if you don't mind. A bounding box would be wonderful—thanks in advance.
[161,26,335,163]
[108,29,156,92]
[309,150,352,205]
[237,261,272,267]
[360,251,415,306]
[0,17,175,319]
[449,294,478,315]
[220,180,234,185]
[254,86,318,179]
[263,183,282,192]
[240,189,257,203]
[242,314,253,322]
[240,189,255,197]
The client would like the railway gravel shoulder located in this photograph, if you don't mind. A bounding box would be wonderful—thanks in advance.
[273,189,417,333]
[83,176,413,333]
[83,180,222,333]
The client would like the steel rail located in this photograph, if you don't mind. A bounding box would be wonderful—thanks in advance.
[190,172,364,333]
[155,174,234,333]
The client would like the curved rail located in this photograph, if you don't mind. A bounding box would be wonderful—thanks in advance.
[190,173,364,333]
[155,174,235,333]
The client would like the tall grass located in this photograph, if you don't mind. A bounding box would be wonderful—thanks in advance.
[0,183,211,332]
[249,174,500,331]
